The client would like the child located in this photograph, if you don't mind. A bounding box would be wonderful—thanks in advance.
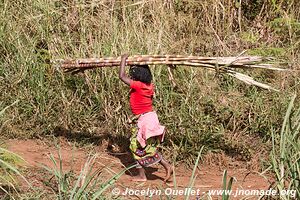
[119,54,173,182]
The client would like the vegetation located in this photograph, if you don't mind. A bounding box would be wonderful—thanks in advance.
[40,148,136,200]
[270,94,300,199]
[0,0,300,199]
[0,147,26,198]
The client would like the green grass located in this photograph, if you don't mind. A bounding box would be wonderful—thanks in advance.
[40,149,135,200]
[270,94,300,199]
[0,147,30,199]
[0,97,30,199]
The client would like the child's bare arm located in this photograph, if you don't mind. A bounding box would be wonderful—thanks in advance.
[119,54,131,85]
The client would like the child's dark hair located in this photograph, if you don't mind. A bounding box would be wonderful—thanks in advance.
[129,65,152,84]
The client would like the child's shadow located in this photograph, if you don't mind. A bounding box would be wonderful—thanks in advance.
[106,137,164,181]
[52,126,164,181]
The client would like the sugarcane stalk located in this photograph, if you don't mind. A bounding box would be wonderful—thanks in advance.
[58,55,276,70]
[53,54,287,91]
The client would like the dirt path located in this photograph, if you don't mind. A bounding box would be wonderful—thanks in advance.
[6,139,272,199]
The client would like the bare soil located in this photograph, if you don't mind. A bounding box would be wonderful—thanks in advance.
[6,138,273,200]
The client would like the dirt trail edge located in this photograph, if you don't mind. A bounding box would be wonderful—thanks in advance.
[7,139,271,199]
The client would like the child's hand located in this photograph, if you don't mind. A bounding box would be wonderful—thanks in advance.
[168,64,176,69]
[119,53,131,85]
[121,54,129,61]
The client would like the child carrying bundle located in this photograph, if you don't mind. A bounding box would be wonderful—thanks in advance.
[119,54,173,182]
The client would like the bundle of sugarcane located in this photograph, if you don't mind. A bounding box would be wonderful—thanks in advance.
[55,54,286,91]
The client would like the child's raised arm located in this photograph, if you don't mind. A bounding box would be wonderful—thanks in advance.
[119,54,131,85]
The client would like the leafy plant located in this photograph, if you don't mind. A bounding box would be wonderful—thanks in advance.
[221,170,234,200]
[42,146,136,200]
[270,94,300,199]
[0,99,30,199]
[0,147,28,199]
[185,146,204,200]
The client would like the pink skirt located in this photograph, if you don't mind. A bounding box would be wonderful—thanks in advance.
[136,111,165,148]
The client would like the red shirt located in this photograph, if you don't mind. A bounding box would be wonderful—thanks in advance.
[129,80,154,115]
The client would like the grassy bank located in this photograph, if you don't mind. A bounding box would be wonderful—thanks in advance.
[0,0,300,164]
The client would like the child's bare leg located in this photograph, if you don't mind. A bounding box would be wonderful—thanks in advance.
[159,157,173,182]
[131,166,147,182]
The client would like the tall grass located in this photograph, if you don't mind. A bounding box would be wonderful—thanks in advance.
[0,147,25,199]
[0,97,29,199]
[0,0,299,163]
[41,146,136,200]
[270,94,300,199]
